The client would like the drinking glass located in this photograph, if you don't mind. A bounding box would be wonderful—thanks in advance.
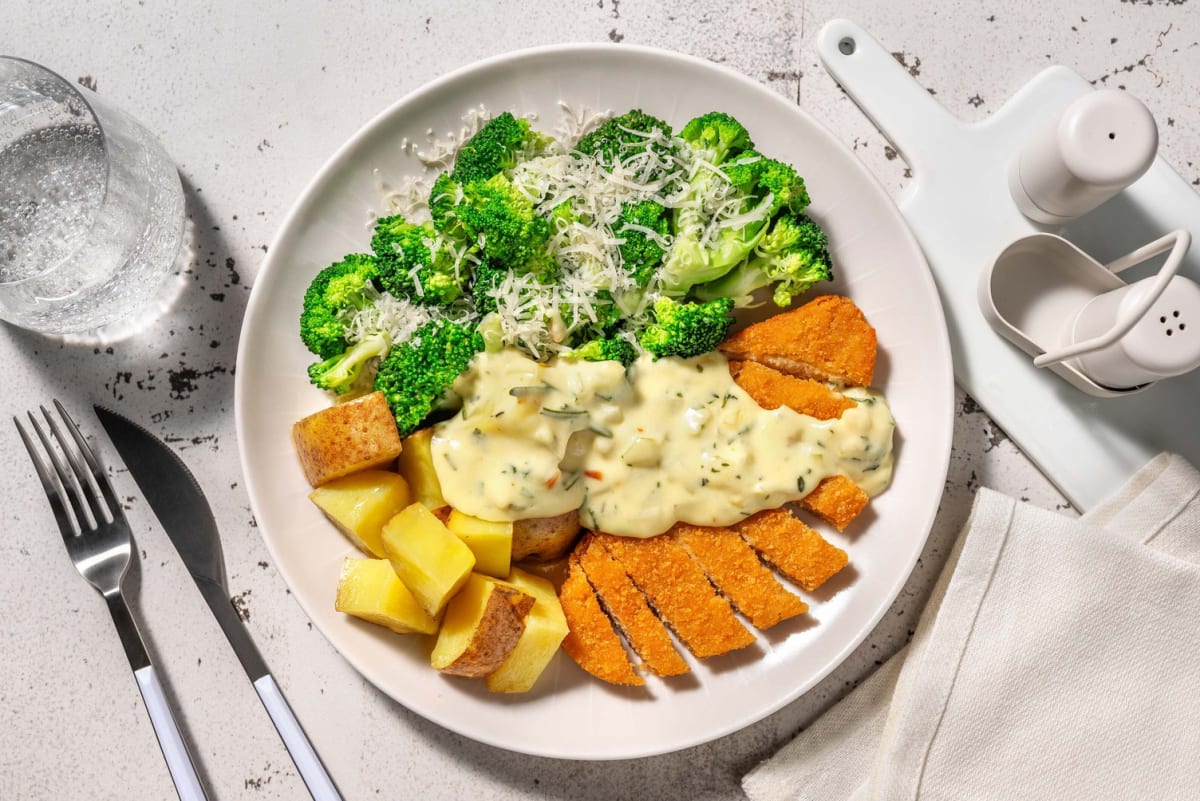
[0,56,185,337]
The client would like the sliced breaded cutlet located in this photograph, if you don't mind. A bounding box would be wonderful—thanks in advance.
[559,553,643,686]
[720,294,877,387]
[729,358,872,532]
[734,508,848,593]
[798,475,870,532]
[596,532,756,659]
[728,360,856,421]
[576,534,689,678]
[669,523,808,630]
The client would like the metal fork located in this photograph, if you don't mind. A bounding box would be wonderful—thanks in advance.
[15,401,208,801]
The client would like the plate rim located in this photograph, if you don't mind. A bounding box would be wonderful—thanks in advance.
[234,41,955,760]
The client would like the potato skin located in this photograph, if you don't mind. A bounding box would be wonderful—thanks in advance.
[512,511,582,562]
[293,392,403,487]
[432,575,535,677]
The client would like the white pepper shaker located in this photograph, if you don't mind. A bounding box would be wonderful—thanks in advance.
[1009,89,1158,224]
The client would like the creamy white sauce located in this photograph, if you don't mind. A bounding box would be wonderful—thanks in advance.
[431,349,895,538]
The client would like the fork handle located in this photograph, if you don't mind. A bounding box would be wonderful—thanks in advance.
[254,675,344,801]
[134,665,209,801]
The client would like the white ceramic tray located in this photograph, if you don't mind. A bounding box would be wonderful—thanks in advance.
[819,19,1200,511]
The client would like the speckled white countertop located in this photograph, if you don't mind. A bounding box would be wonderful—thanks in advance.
[2,2,1197,799]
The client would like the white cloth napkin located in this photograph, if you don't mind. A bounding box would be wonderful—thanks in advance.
[743,453,1200,801]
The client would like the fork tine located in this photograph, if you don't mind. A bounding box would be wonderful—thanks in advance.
[53,399,123,519]
[13,415,77,539]
[35,405,104,532]
[28,410,92,533]
[42,403,110,527]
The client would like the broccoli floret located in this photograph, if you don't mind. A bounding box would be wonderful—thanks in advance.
[575,109,674,166]
[567,335,637,366]
[429,172,463,234]
[678,112,754,163]
[636,296,735,359]
[658,112,763,296]
[456,173,555,278]
[370,215,471,307]
[373,319,483,437]
[694,213,832,307]
[615,201,670,288]
[723,150,811,216]
[469,259,508,316]
[299,253,380,359]
[306,333,390,395]
[451,112,550,185]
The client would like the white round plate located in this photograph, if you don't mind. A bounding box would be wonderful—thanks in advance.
[235,44,953,761]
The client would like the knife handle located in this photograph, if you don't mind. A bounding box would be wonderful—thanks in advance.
[134,665,209,801]
[253,674,344,801]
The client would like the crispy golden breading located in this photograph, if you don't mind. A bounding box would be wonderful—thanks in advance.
[798,475,870,532]
[559,554,643,686]
[596,533,756,659]
[734,508,848,592]
[728,360,856,421]
[577,535,689,677]
[669,523,808,629]
[720,295,876,387]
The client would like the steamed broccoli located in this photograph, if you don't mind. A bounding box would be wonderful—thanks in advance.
[373,319,484,437]
[429,172,463,234]
[722,150,811,217]
[370,215,472,307]
[636,296,735,359]
[299,253,380,359]
[306,333,390,395]
[575,109,674,167]
[567,335,637,366]
[693,213,832,308]
[615,201,670,288]
[469,259,508,316]
[455,173,555,278]
[658,112,760,296]
[452,111,550,185]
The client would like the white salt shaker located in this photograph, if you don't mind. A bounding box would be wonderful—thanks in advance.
[1009,89,1158,224]
[1072,274,1200,390]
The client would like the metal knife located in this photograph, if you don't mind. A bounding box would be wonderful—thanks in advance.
[95,406,344,801]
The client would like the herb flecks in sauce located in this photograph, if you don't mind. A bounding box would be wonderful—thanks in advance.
[431,349,895,538]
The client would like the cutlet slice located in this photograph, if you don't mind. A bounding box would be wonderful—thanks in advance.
[729,360,856,421]
[799,475,870,532]
[669,523,808,630]
[577,534,689,678]
[559,553,643,686]
[734,508,848,592]
[720,295,877,387]
[596,533,756,659]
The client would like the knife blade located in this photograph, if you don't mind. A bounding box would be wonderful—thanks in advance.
[94,406,343,801]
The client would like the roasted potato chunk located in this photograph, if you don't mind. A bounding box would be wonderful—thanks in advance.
[381,503,475,617]
[292,391,402,487]
[487,568,569,693]
[445,509,513,579]
[396,427,447,510]
[334,558,438,635]
[309,470,411,557]
[512,510,582,562]
[430,573,535,677]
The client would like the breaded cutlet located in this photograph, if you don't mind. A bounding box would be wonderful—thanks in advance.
[729,358,871,531]
[559,553,643,686]
[576,534,689,677]
[720,295,877,387]
[798,475,870,532]
[595,533,756,659]
[728,360,856,421]
[669,523,808,630]
[734,508,848,592]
